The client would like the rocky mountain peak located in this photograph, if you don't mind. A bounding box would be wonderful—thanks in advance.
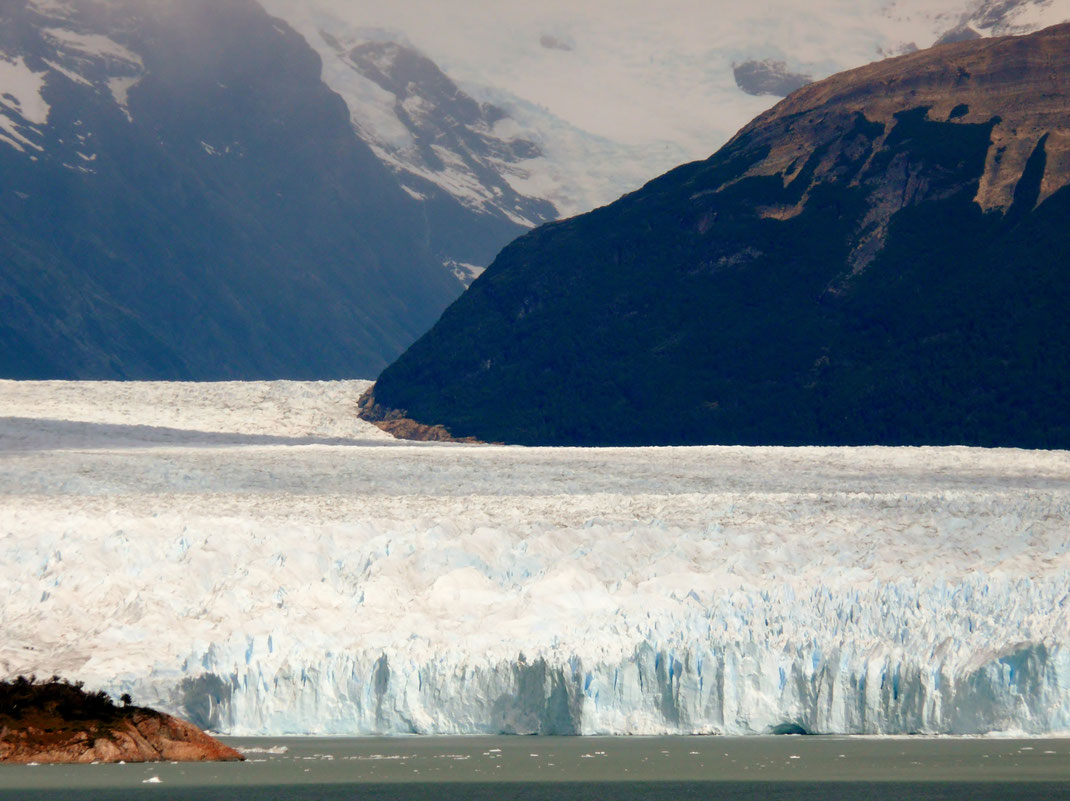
[719,23,1070,273]
[340,38,550,226]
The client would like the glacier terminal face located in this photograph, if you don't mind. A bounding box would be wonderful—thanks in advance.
[1,380,1069,736]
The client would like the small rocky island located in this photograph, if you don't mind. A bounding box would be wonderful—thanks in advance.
[0,676,244,764]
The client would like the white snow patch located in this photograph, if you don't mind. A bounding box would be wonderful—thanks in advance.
[0,111,45,153]
[444,259,485,285]
[313,30,415,151]
[0,127,30,153]
[0,57,51,125]
[400,93,435,122]
[108,76,140,121]
[44,58,93,87]
[42,28,143,68]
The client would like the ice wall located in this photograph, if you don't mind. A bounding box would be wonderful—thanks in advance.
[2,381,1069,735]
[134,574,1070,736]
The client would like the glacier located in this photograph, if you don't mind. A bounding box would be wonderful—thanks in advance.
[1,380,1069,736]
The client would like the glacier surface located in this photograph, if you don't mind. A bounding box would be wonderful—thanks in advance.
[1,380,1069,736]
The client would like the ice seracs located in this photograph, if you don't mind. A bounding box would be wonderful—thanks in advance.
[1,381,1069,736]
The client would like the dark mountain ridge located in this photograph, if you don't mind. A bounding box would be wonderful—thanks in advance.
[0,0,462,379]
[367,24,1070,447]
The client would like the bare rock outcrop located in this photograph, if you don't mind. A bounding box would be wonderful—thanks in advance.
[358,388,482,443]
[0,677,243,764]
[731,22,1070,271]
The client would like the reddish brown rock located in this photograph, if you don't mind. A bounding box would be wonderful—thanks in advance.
[728,22,1070,273]
[357,388,483,443]
[0,677,243,764]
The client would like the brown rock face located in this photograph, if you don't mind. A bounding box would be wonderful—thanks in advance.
[0,711,244,764]
[727,22,1070,271]
[0,712,244,764]
[357,388,482,443]
[0,678,243,764]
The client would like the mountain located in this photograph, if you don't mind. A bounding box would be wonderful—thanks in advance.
[264,22,561,284]
[264,0,1070,224]
[366,24,1070,448]
[0,0,465,380]
[5,1,1067,382]
[257,3,683,252]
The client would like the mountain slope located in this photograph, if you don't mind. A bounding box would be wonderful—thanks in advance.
[270,21,562,284]
[0,0,462,380]
[367,24,1070,447]
[265,0,1070,226]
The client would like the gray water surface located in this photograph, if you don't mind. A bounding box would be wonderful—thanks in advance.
[1,736,1069,799]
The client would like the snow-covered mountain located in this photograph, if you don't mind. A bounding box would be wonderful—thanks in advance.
[0,0,475,379]
[264,0,1070,223]
[2,381,1069,736]
[0,0,145,156]
[258,3,683,231]
[268,24,558,284]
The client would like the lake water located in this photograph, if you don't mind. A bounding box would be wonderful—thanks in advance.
[2,736,1069,800]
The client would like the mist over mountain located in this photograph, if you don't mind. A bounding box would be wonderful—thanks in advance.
[0,0,476,379]
[260,2,682,225]
[281,29,559,285]
[368,24,1070,448]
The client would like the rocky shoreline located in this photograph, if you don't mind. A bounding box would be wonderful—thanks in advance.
[0,678,243,765]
